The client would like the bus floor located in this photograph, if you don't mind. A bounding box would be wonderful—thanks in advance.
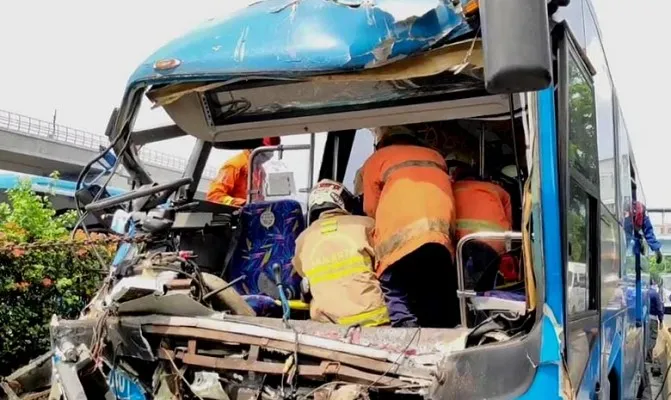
[640,363,660,400]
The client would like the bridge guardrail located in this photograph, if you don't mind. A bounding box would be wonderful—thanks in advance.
[0,109,217,179]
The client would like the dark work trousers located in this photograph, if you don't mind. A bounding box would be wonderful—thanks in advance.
[463,241,501,292]
[648,318,659,362]
[379,243,460,328]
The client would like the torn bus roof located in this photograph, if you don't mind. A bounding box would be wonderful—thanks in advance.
[128,0,473,86]
[139,36,485,143]
[146,38,483,109]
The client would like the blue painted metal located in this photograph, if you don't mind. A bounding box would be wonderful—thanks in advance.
[517,88,568,399]
[112,223,136,269]
[518,316,564,399]
[128,0,473,86]
[108,367,147,400]
[622,251,643,399]
[611,345,624,399]
[635,239,643,325]
[537,88,565,327]
[608,331,623,372]
[86,148,119,187]
[577,340,601,398]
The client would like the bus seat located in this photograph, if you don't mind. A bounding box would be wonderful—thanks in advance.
[227,200,305,300]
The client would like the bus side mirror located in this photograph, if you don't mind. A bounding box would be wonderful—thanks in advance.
[479,0,553,94]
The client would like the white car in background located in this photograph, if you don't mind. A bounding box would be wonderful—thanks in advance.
[567,262,588,314]
[661,273,671,313]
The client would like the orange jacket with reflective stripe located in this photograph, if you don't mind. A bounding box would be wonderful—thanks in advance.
[362,145,456,276]
[453,180,512,253]
[206,150,264,206]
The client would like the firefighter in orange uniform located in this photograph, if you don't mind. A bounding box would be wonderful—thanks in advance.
[292,180,390,327]
[451,163,513,291]
[361,125,458,328]
[206,137,280,206]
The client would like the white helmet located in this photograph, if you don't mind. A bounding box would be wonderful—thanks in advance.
[353,168,364,196]
[374,125,414,143]
[501,165,518,179]
[308,180,353,223]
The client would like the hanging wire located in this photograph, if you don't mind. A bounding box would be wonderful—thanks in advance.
[508,95,524,203]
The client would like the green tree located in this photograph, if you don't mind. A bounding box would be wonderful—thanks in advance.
[567,60,598,186]
[0,176,112,375]
[566,59,597,266]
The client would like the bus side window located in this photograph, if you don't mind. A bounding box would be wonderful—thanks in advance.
[559,23,602,389]
[563,36,599,316]
[343,129,375,193]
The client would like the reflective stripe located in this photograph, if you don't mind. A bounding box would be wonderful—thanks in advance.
[455,219,507,233]
[305,254,372,285]
[337,306,390,327]
[381,160,447,183]
[320,218,338,234]
[309,266,370,285]
[454,184,503,197]
[375,218,452,260]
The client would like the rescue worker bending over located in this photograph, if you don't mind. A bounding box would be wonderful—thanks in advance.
[292,180,390,327]
[451,164,513,291]
[206,137,280,206]
[362,125,458,328]
[624,200,663,264]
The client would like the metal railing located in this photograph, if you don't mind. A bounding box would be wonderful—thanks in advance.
[456,231,523,328]
[0,109,217,180]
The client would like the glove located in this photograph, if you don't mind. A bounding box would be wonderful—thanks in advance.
[656,249,664,265]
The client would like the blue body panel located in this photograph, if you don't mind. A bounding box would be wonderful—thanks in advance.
[518,315,565,399]
[108,368,147,400]
[537,88,565,327]
[128,0,472,86]
[516,88,568,399]
[521,82,644,399]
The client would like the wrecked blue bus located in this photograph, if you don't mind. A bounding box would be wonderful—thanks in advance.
[41,1,651,399]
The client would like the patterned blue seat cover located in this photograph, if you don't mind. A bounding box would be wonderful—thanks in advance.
[228,200,305,299]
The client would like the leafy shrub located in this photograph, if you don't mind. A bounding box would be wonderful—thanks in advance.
[0,176,113,375]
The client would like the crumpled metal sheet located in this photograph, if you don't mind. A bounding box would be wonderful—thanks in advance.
[106,319,156,362]
[147,38,482,109]
[128,0,472,86]
[115,292,216,317]
[190,371,230,400]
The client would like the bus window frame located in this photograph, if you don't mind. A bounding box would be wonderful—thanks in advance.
[555,21,602,388]
[318,130,357,183]
[177,139,213,201]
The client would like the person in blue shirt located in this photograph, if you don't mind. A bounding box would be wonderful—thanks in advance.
[648,278,665,361]
[624,200,663,264]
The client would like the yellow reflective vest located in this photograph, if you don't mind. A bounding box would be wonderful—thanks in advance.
[292,210,389,327]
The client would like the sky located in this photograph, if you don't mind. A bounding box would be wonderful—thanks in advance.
[0,0,668,205]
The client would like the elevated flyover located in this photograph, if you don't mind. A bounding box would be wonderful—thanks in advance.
[0,109,216,194]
